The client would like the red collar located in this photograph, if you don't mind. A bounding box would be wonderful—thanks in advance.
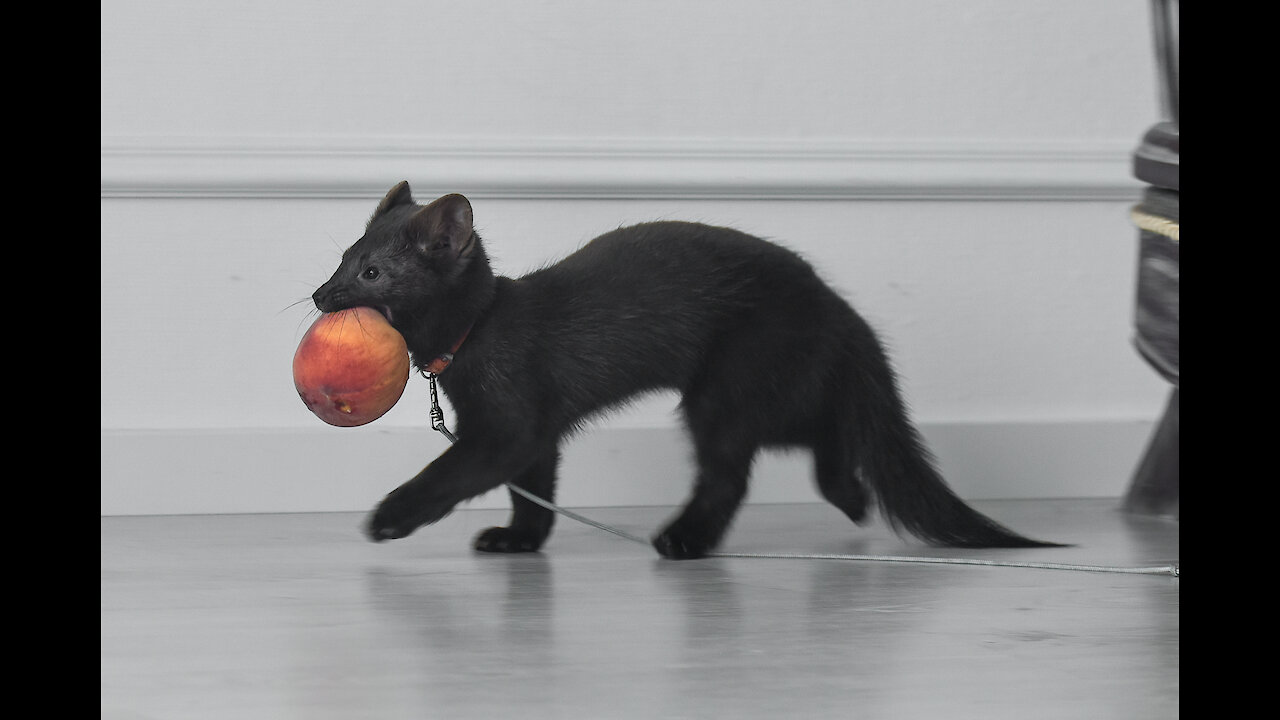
[424,325,472,375]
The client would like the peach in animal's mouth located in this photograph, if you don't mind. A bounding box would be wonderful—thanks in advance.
[292,306,410,427]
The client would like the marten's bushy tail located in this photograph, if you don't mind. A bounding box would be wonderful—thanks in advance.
[844,343,1065,549]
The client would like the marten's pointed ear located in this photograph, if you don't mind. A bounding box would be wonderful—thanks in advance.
[369,181,414,224]
[408,193,476,259]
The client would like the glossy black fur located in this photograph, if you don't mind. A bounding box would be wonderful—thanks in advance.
[312,182,1060,558]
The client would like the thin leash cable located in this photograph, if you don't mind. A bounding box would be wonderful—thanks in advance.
[506,481,651,546]
[506,481,1178,577]
[425,374,1179,578]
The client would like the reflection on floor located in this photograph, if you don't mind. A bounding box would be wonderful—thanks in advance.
[102,498,1178,719]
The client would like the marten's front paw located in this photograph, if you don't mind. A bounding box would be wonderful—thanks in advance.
[363,505,411,542]
[651,528,714,560]
[473,526,546,553]
[363,489,454,542]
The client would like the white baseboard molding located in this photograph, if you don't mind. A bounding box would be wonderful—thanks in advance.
[99,136,1141,201]
[101,420,1154,516]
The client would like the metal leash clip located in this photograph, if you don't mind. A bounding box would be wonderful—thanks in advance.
[423,371,457,443]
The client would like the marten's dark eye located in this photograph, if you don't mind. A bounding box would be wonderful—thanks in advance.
[362,267,380,280]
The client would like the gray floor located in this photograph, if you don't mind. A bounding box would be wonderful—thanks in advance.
[101,498,1179,719]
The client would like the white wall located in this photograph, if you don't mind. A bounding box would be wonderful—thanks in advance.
[101,0,1170,516]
